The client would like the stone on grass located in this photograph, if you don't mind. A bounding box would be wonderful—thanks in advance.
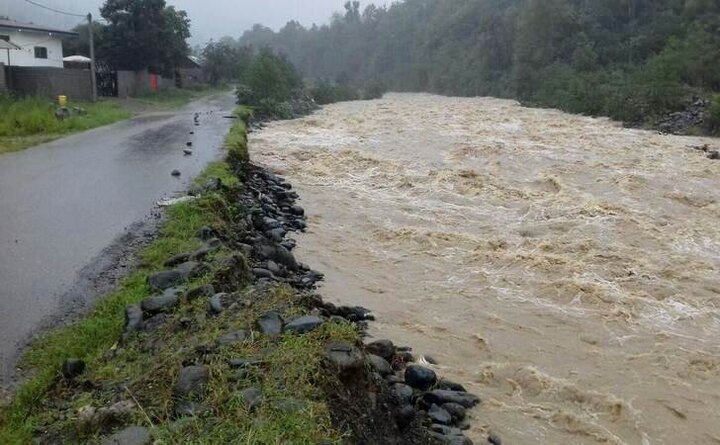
[147,270,183,291]
[185,284,215,302]
[405,365,437,391]
[197,226,214,240]
[238,387,263,411]
[124,304,144,333]
[365,339,395,363]
[325,342,363,375]
[141,288,182,314]
[164,252,190,268]
[208,293,224,315]
[174,261,206,280]
[62,358,85,379]
[173,366,208,399]
[100,426,151,445]
[255,244,298,271]
[367,354,392,376]
[284,315,324,334]
[217,330,247,346]
[255,311,283,337]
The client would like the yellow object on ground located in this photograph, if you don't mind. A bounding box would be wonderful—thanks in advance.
[58,95,67,106]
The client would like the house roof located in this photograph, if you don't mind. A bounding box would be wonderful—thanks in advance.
[0,39,22,50]
[0,18,78,37]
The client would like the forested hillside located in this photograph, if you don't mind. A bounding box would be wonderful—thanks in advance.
[234,0,720,130]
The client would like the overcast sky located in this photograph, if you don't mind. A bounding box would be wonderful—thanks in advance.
[2,0,392,45]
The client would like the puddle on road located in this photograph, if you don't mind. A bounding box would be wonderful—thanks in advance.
[250,93,720,444]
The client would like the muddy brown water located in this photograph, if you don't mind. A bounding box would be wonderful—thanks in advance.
[250,93,720,444]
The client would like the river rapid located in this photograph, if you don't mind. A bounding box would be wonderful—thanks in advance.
[250,93,720,444]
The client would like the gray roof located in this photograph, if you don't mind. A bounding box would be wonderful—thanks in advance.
[0,18,78,37]
[0,39,22,50]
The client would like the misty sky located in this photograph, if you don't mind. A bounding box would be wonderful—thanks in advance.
[1,0,392,45]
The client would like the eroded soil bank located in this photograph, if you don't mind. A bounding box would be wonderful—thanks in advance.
[250,93,720,444]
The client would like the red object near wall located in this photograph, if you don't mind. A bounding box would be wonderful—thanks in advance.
[150,73,158,92]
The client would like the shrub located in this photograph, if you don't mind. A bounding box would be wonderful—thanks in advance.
[706,95,720,134]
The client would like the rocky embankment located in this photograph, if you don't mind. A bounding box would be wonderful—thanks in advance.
[22,116,484,444]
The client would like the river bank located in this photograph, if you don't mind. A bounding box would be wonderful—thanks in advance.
[0,108,482,444]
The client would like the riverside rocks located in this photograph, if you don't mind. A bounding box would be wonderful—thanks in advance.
[256,311,283,336]
[100,426,151,445]
[61,358,85,379]
[405,365,438,391]
[173,366,209,399]
[147,270,183,291]
[284,315,324,333]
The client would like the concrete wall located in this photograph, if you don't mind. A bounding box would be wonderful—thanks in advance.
[0,63,7,93]
[0,30,64,68]
[178,68,204,88]
[8,66,92,102]
[117,69,151,98]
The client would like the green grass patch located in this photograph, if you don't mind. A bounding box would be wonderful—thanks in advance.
[0,96,131,155]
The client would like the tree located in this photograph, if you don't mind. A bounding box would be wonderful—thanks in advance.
[99,0,191,73]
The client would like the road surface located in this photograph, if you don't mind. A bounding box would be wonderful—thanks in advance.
[0,92,236,385]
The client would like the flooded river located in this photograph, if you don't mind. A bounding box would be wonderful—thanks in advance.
[250,93,720,444]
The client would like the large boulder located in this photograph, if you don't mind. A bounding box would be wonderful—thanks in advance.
[284,315,324,334]
[405,365,437,391]
[147,271,183,291]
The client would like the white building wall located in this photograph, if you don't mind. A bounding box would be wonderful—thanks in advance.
[1,30,64,68]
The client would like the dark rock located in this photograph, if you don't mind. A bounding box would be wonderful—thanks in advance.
[173,366,208,399]
[171,170,181,177]
[266,260,282,276]
[208,293,224,315]
[437,379,467,392]
[253,268,275,279]
[255,244,298,271]
[147,270,183,291]
[488,433,502,445]
[367,354,392,376]
[423,390,480,408]
[708,150,720,160]
[229,358,262,369]
[62,358,85,379]
[100,426,151,445]
[284,315,324,334]
[164,252,190,267]
[173,400,209,418]
[237,388,263,411]
[141,287,182,314]
[292,220,307,230]
[255,311,283,337]
[290,205,304,216]
[124,304,143,333]
[186,141,193,147]
[430,424,463,436]
[405,365,437,391]
[217,330,247,346]
[174,261,206,280]
[183,149,193,156]
[197,226,214,240]
[393,383,414,405]
[142,313,169,331]
[185,284,215,302]
[442,402,466,422]
[395,404,416,429]
[366,339,395,363]
[335,305,374,322]
[190,245,214,261]
[428,404,453,425]
[276,398,307,413]
[325,342,364,376]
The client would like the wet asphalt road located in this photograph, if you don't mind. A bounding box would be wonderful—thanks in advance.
[0,93,236,383]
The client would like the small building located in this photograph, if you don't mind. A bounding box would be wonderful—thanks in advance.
[0,18,77,68]
[177,55,206,88]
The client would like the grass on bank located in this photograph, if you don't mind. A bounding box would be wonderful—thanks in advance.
[0,96,130,155]
[0,109,357,444]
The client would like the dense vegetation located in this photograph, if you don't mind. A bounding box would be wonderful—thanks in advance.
[231,0,720,130]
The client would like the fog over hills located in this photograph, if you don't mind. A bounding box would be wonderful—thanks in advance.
[1,0,389,44]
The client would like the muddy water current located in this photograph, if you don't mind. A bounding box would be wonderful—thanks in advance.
[250,93,720,444]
